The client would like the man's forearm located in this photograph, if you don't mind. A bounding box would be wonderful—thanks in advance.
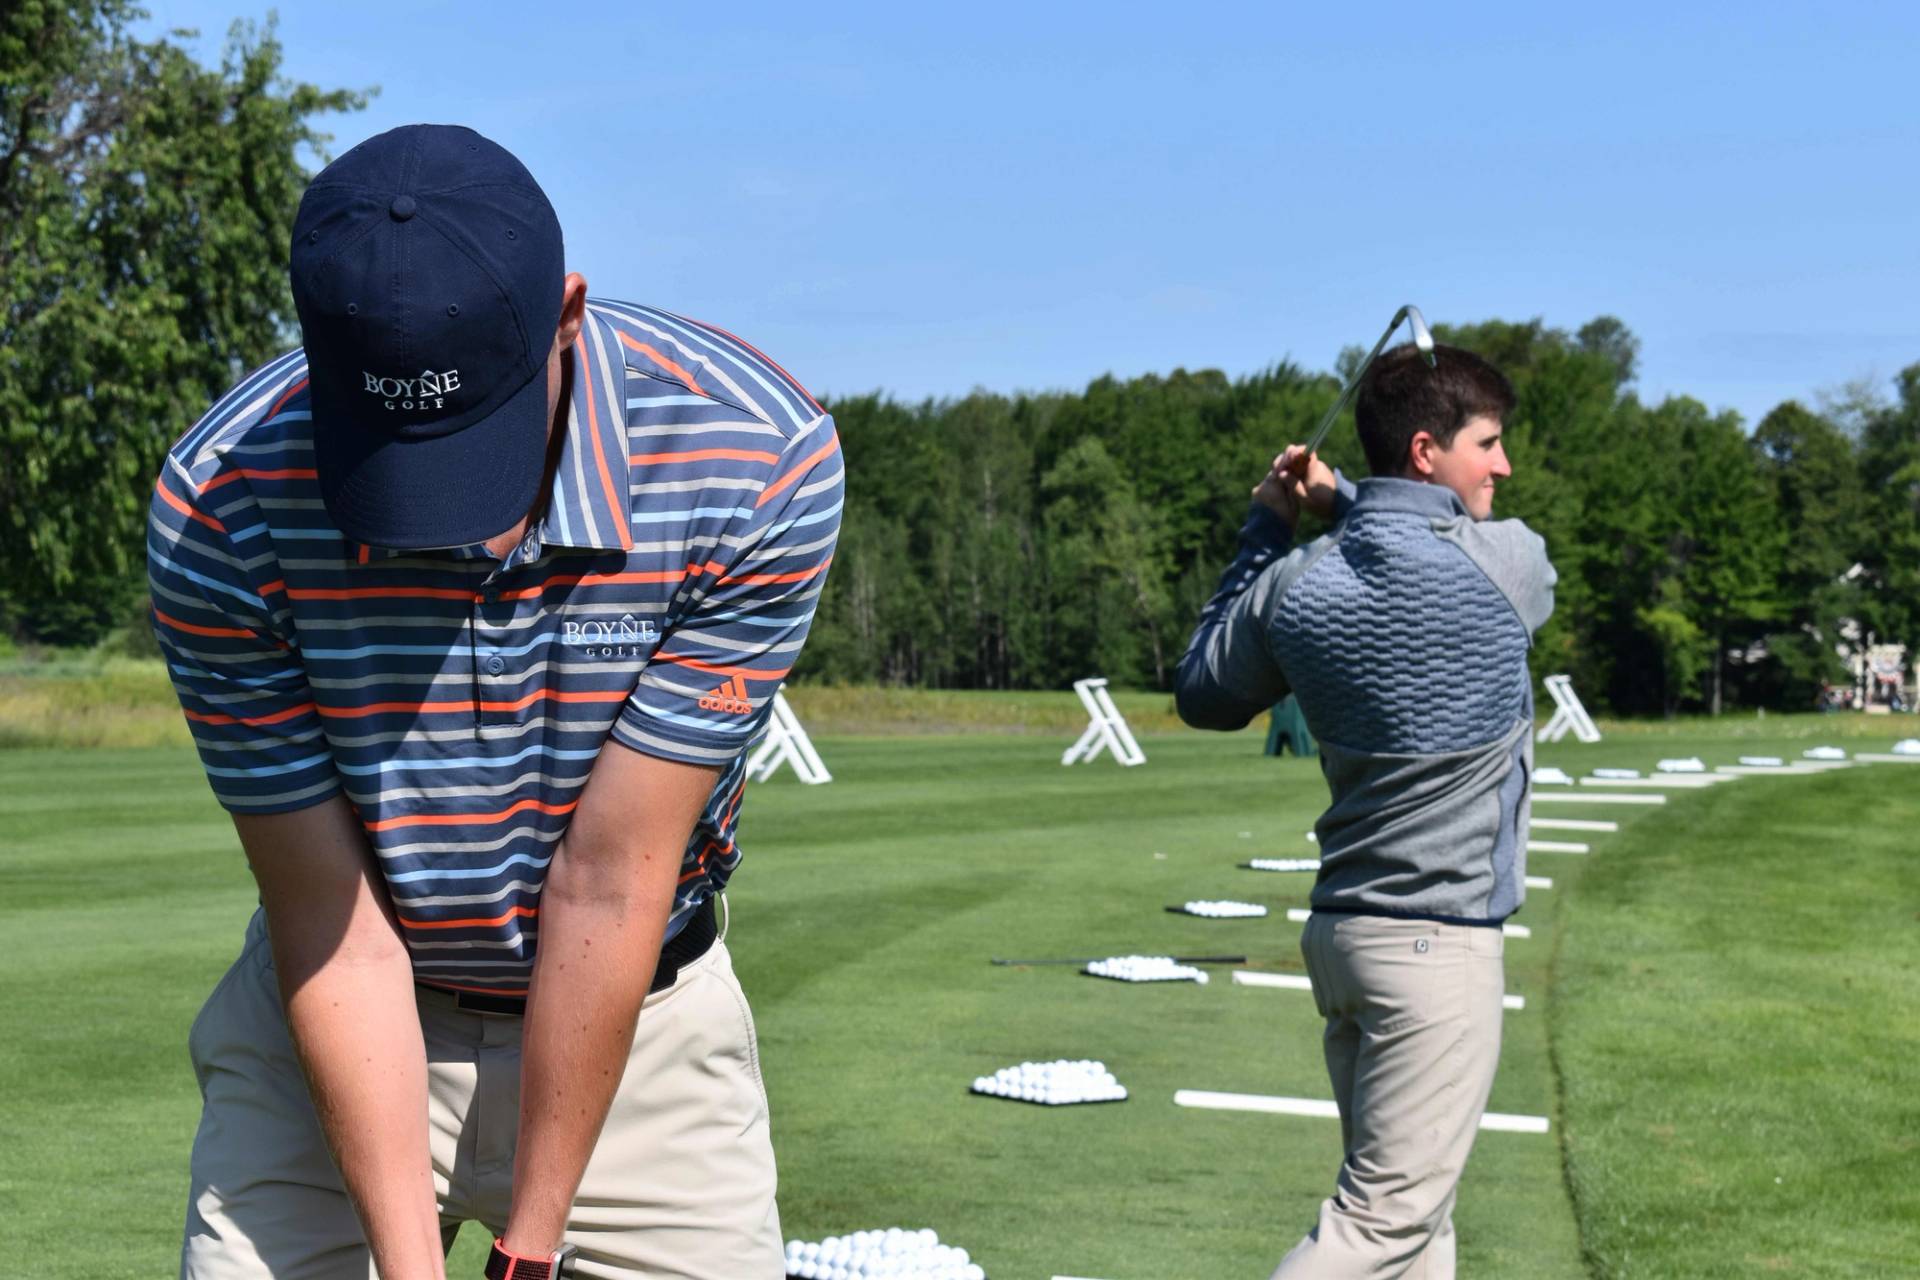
[273,922,444,1280]
[502,857,673,1255]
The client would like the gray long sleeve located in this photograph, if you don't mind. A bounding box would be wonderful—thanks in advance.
[1174,476,1356,730]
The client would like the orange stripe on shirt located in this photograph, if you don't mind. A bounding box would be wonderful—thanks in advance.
[629,447,780,466]
[494,565,720,600]
[154,477,227,534]
[417,980,531,996]
[316,688,628,719]
[365,797,578,832]
[402,904,539,931]
[755,437,840,509]
[183,700,316,728]
[720,556,832,588]
[615,331,709,395]
[648,653,792,682]
[153,607,259,640]
[683,317,823,413]
[578,334,635,552]
[285,585,478,602]
[201,466,319,493]
[264,377,310,422]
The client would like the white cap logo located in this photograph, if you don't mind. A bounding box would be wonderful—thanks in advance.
[363,368,463,411]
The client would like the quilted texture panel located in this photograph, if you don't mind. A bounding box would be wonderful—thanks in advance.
[1272,512,1530,754]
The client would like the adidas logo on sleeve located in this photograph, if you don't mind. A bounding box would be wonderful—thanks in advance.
[698,675,754,716]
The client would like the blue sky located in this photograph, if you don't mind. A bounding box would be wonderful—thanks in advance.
[148,1,1920,428]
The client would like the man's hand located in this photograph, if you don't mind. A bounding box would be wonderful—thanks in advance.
[1252,445,1338,526]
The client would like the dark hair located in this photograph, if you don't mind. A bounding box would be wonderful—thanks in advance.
[1353,342,1515,477]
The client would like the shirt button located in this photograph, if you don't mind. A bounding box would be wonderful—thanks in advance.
[485,655,506,675]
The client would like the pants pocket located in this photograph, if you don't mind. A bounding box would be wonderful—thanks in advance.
[1338,919,1446,1035]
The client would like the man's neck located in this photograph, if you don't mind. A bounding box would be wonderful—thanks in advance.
[482,352,575,561]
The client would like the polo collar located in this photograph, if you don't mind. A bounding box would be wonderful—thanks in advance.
[1347,476,1471,522]
[537,306,635,554]
[347,307,634,563]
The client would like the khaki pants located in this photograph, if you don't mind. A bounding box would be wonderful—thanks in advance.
[1271,914,1506,1280]
[180,910,782,1280]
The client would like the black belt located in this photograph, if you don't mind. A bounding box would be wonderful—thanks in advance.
[422,896,719,1017]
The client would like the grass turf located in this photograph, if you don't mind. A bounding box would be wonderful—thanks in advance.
[1,717,1914,1276]
[1549,757,1920,1277]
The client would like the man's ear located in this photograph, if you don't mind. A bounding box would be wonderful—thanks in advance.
[1406,430,1438,478]
[556,271,589,348]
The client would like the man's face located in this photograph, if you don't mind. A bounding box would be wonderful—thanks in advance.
[1424,415,1510,519]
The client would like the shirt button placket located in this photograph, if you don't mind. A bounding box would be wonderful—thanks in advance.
[475,578,518,732]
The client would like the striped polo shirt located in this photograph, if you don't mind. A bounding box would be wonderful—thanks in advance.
[148,299,843,994]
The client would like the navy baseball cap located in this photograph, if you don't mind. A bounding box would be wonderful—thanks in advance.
[290,124,566,550]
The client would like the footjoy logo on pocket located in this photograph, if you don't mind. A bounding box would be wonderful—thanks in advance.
[560,612,659,659]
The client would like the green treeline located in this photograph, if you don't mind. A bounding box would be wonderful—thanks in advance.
[802,318,1920,716]
[6,11,1917,717]
[1,4,365,647]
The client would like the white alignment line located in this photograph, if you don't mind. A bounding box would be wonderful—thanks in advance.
[1231,971,1525,1010]
[1579,776,1721,789]
[1532,818,1619,832]
[1528,840,1591,854]
[1852,753,1920,764]
[1231,971,1313,990]
[1525,875,1554,889]
[1174,1090,1550,1133]
[1535,792,1667,806]
[1283,908,1529,939]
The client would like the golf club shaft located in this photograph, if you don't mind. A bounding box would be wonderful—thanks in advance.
[1300,304,1435,458]
[991,954,1249,966]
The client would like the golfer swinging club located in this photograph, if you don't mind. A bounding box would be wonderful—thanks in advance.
[150,124,842,1278]
[1175,338,1554,1278]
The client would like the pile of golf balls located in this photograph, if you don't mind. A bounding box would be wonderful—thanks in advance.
[1248,858,1321,872]
[1534,766,1573,785]
[1804,746,1847,760]
[1593,767,1641,779]
[784,1229,984,1280]
[1084,954,1208,984]
[971,1059,1127,1105]
[1739,755,1785,767]
[1892,739,1920,756]
[1656,758,1705,773]
[1179,899,1267,918]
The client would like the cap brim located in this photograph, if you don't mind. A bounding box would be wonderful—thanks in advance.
[314,365,551,551]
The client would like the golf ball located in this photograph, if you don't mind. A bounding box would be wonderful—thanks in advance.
[783,1227,986,1279]
[1248,858,1320,872]
[969,1058,1127,1105]
[1084,954,1208,984]
[1180,899,1266,918]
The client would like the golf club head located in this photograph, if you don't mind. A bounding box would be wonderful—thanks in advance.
[1403,305,1436,367]
[1302,303,1440,454]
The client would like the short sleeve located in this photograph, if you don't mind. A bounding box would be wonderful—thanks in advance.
[611,414,844,765]
[148,469,341,813]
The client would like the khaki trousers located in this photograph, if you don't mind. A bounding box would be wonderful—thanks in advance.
[180,910,782,1280]
[1271,914,1506,1280]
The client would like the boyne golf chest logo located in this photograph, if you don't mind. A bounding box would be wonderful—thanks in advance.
[561,612,659,659]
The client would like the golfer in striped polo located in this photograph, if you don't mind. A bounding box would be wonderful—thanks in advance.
[151,124,842,1279]
[1176,344,1555,1279]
